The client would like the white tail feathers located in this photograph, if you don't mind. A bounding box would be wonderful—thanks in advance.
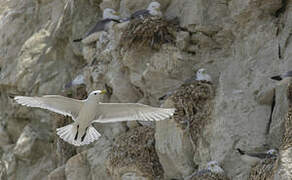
[56,123,101,146]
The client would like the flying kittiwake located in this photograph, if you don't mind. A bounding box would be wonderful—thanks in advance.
[14,90,175,146]
[73,8,120,43]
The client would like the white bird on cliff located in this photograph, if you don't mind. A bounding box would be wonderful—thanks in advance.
[65,74,85,88]
[184,161,225,180]
[14,90,175,146]
[73,8,120,43]
[195,68,212,82]
[270,70,292,85]
[122,1,162,21]
[236,148,277,166]
[158,68,212,101]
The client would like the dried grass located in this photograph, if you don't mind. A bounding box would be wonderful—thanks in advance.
[281,83,292,150]
[109,126,163,178]
[248,158,277,180]
[171,81,215,144]
[120,17,178,50]
[190,172,230,180]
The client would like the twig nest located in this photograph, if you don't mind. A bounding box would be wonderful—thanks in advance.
[248,158,277,180]
[170,81,215,144]
[120,17,178,50]
[190,172,230,180]
[282,83,292,150]
[108,126,163,178]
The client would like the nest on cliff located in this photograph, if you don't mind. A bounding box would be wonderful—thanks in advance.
[108,126,163,178]
[281,106,292,150]
[120,17,178,50]
[248,158,277,180]
[53,86,87,165]
[170,81,215,145]
[190,172,230,180]
[281,83,292,150]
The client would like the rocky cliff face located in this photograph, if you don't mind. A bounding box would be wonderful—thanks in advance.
[0,0,292,179]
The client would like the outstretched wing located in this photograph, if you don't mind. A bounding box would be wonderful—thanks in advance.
[93,103,175,123]
[14,95,84,120]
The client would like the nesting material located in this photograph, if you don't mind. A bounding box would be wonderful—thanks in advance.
[190,172,230,180]
[248,158,277,180]
[108,126,163,178]
[281,82,292,150]
[170,81,215,144]
[120,17,178,50]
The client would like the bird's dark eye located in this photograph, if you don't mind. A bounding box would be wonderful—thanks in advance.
[94,93,97,95]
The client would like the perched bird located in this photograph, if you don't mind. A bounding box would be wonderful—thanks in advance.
[123,1,162,21]
[195,68,212,82]
[184,161,228,180]
[65,74,85,89]
[236,148,277,166]
[206,161,225,174]
[158,68,212,100]
[14,90,175,146]
[73,8,120,43]
[270,70,292,81]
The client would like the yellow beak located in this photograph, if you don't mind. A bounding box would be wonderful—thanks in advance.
[100,90,107,94]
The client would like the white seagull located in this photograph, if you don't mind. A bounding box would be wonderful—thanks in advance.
[123,1,162,21]
[73,8,120,43]
[14,90,175,146]
[65,74,85,89]
[236,148,277,166]
[270,70,292,81]
[195,68,212,82]
[184,161,225,180]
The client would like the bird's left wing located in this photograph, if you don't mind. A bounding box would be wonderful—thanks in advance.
[14,95,84,120]
[92,103,175,123]
[130,9,150,19]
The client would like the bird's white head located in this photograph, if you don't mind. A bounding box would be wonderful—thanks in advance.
[197,68,206,75]
[196,68,212,82]
[147,1,162,17]
[103,8,120,20]
[87,90,107,102]
[207,161,224,174]
[267,149,277,155]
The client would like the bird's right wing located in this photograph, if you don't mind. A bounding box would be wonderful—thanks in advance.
[92,103,175,123]
[86,19,113,37]
[14,95,84,120]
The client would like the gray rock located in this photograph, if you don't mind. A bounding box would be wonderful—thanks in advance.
[86,137,113,180]
[155,99,195,179]
[65,152,90,180]
[48,166,65,180]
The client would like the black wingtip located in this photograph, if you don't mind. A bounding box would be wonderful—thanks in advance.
[158,95,167,101]
[73,38,82,42]
[111,19,121,23]
[270,75,282,81]
[236,148,245,155]
[74,125,79,141]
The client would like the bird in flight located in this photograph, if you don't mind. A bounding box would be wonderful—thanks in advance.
[14,90,175,146]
